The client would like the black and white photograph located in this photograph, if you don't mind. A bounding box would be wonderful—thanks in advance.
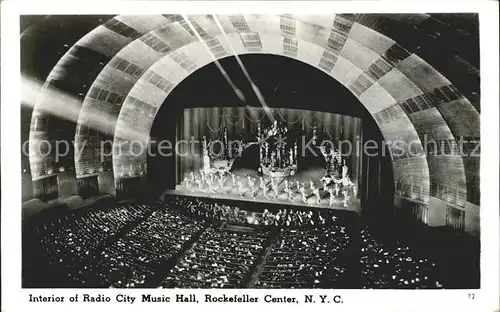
[1,1,499,312]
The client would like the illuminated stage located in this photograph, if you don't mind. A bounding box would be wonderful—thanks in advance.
[169,107,363,214]
[164,167,361,214]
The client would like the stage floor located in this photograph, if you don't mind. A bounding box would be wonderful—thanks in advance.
[164,167,361,214]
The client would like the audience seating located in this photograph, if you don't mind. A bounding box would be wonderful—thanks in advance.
[27,195,447,289]
[162,227,268,288]
[359,224,442,289]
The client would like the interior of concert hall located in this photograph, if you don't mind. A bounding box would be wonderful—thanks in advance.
[21,14,480,289]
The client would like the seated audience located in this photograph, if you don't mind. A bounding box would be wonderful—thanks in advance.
[29,196,446,289]
[162,227,268,288]
[359,224,443,289]
[256,223,352,288]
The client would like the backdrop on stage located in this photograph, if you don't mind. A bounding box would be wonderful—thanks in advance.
[175,107,363,207]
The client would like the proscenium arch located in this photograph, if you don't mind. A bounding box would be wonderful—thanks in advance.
[112,33,431,195]
[28,14,480,218]
[109,14,475,209]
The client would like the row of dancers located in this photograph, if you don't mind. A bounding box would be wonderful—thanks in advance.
[182,169,356,207]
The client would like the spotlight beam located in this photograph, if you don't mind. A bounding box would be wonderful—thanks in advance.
[211,14,274,121]
[22,75,148,142]
[181,15,246,103]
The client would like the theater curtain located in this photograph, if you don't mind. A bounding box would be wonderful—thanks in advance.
[176,107,362,184]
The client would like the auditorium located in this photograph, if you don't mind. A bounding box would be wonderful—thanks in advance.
[20,13,480,289]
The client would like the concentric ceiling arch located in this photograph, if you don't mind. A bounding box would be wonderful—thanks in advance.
[28,14,480,217]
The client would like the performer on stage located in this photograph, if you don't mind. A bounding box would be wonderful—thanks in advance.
[296,180,300,192]
[342,190,351,207]
[313,187,321,205]
[287,187,294,201]
[271,178,279,199]
[196,176,203,189]
[332,161,356,205]
[299,183,307,204]
[237,180,244,198]
[230,172,236,187]
[246,175,253,188]
[342,160,348,177]
[257,167,263,178]
[309,179,315,191]
[208,179,215,194]
[260,177,268,199]
[328,187,335,206]
[262,182,269,199]
[206,172,212,188]
[334,182,340,196]
[218,176,226,193]
[249,178,256,199]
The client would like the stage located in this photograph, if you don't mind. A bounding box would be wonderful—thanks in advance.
[163,167,361,214]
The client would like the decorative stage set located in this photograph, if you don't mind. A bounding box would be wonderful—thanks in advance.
[167,107,363,213]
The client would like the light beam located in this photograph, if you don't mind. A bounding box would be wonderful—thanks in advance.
[22,75,148,142]
[211,14,274,121]
[181,14,246,103]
